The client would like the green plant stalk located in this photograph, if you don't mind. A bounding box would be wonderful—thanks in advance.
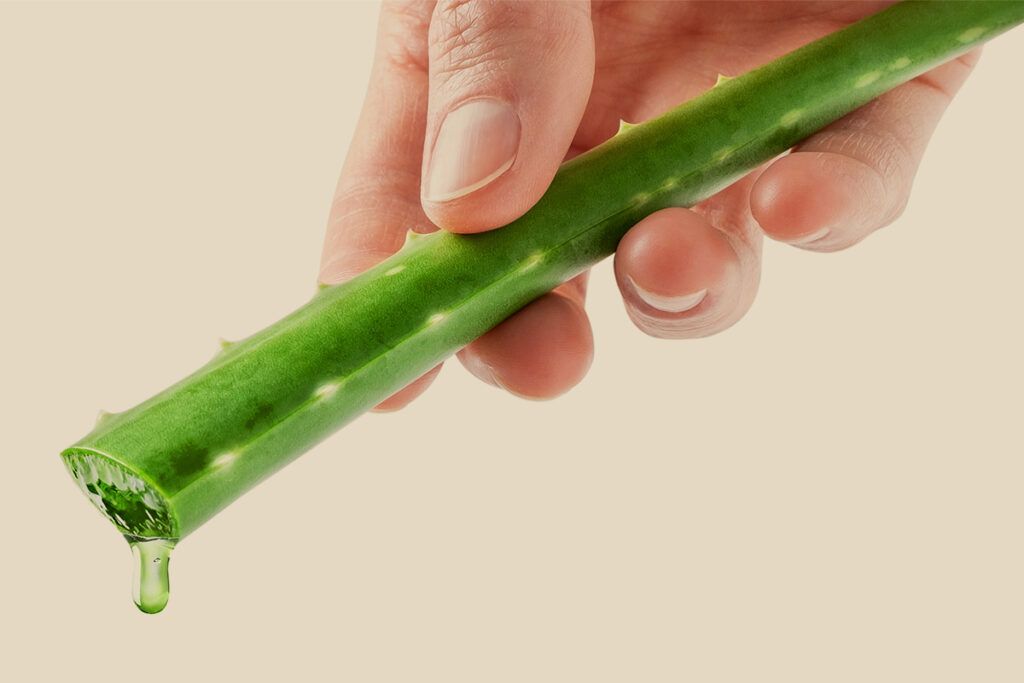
[63,1,1024,544]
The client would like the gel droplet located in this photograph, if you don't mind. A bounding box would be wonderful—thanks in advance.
[129,538,175,614]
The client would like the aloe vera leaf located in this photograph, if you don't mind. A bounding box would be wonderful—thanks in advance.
[63,1,1024,546]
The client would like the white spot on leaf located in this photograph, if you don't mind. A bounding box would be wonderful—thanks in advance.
[384,265,405,276]
[780,109,803,126]
[889,57,911,71]
[427,313,447,326]
[211,452,239,470]
[854,71,881,88]
[315,382,341,400]
[958,27,986,43]
[520,252,544,272]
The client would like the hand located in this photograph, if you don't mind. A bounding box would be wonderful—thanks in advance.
[319,0,977,409]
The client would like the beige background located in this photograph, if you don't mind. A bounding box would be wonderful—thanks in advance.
[1,2,1022,681]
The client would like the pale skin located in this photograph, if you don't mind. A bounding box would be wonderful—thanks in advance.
[319,0,979,409]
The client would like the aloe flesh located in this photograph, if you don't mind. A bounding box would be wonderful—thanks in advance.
[61,1,1024,612]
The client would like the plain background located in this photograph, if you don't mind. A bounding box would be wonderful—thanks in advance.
[1,2,1022,681]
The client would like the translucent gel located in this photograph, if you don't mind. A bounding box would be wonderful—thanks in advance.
[129,538,175,614]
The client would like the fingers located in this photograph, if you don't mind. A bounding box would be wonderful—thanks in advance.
[615,52,977,341]
[615,177,764,340]
[320,1,442,410]
[614,53,976,341]
[319,0,435,284]
[752,51,980,252]
[457,285,594,400]
[421,0,594,232]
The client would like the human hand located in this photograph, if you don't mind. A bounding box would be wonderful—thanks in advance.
[319,0,978,409]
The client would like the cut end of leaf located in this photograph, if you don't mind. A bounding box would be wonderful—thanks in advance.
[62,448,178,540]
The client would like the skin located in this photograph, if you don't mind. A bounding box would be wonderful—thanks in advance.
[319,0,978,407]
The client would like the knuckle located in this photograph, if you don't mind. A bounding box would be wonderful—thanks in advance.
[805,130,917,233]
[694,177,765,252]
[379,0,433,72]
[428,0,587,85]
[913,50,979,101]
[430,0,514,81]
[810,123,914,190]
[332,168,420,219]
[328,170,430,253]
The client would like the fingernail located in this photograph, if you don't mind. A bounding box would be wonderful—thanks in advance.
[629,277,708,313]
[787,226,830,246]
[423,98,520,203]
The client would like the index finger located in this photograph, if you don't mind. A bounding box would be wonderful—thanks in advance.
[319,0,436,284]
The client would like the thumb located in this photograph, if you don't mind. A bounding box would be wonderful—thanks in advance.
[421,0,594,233]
